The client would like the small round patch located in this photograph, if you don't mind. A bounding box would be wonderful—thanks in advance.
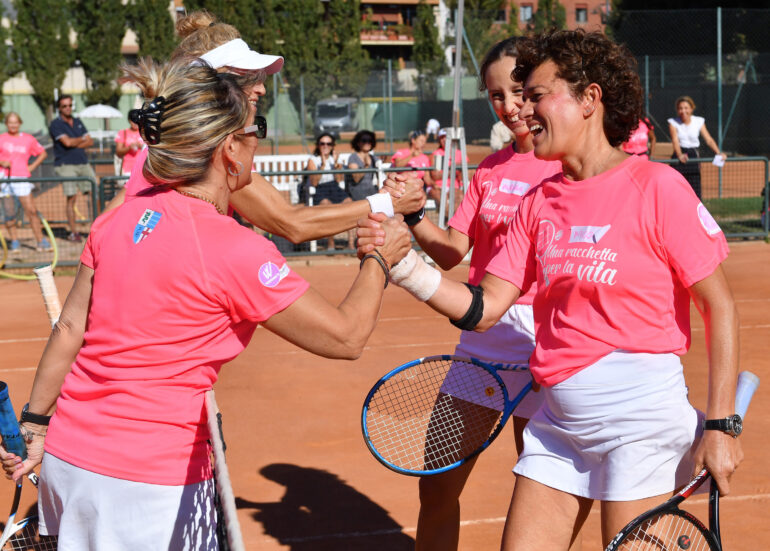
[259,261,281,288]
[697,203,721,236]
[484,387,495,397]
[677,534,691,549]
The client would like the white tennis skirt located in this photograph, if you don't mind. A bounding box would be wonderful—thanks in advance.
[0,181,34,197]
[513,350,702,501]
[450,303,542,419]
[38,453,218,550]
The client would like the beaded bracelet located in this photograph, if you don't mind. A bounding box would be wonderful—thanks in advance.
[360,253,389,288]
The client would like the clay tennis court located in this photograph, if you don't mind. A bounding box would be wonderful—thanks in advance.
[0,240,768,549]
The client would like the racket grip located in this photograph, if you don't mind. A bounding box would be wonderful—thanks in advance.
[0,382,26,459]
[735,371,760,419]
[34,265,62,328]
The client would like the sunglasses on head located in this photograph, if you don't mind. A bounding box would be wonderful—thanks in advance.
[359,136,373,144]
[235,114,267,139]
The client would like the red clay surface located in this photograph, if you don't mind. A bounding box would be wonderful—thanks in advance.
[1,241,768,550]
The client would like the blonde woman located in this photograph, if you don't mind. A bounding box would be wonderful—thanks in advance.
[0,59,409,549]
[108,10,423,242]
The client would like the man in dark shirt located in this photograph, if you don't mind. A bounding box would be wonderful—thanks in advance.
[49,95,95,242]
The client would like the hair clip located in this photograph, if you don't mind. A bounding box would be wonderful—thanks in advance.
[128,96,166,145]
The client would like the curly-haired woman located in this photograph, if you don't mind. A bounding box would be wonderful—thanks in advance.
[364,29,741,550]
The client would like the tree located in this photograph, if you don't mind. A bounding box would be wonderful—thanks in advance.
[12,0,74,122]
[71,0,126,106]
[413,0,445,100]
[533,0,567,33]
[129,0,177,60]
[0,3,18,116]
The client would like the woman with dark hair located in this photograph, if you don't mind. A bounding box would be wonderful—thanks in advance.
[668,95,724,198]
[364,29,741,550]
[306,132,354,250]
[345,130,378,201]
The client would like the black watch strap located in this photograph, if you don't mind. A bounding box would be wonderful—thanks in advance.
[703,414,742,437]
[20,403,52,426]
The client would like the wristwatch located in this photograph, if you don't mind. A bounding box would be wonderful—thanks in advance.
[20,403,52,426]
[703,414,743,437]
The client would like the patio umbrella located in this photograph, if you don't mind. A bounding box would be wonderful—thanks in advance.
[77,104,124,129]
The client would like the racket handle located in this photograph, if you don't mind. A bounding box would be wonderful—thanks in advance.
[735,371,760,419]
[0,382,26,459]
[34,265,62,328]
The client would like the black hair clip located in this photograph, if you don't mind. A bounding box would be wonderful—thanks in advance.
[128,96,166,145]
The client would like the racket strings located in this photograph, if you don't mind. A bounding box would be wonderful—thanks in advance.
[1,522,58,551]
[366,359,506,472]
[614,511,715,550]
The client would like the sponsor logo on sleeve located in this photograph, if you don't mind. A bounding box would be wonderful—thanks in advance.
[499,178,531,196]
[569,224,611,244]
[697,203,722,235]
[132,209,162,244]
[259,261,291,288]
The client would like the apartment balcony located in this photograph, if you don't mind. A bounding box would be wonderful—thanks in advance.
[360,27,414,46]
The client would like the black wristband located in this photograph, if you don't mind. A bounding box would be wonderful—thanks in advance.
[450,283,484,331]
[20,403,52,425]
[360,254,389,288]
[404,207,425,227]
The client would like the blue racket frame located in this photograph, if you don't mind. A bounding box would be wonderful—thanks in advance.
[361,354,531,476]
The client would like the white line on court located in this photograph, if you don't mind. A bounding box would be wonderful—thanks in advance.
[0,337,48,344]
[255,491,770,543]
[0,367,37,373]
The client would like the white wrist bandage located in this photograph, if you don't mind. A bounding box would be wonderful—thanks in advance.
[366,192,394,217]
[389,249,441,301]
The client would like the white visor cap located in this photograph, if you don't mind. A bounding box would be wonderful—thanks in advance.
[198,39,283,74]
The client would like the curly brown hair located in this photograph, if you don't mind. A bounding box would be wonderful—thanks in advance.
[513,29,642,147]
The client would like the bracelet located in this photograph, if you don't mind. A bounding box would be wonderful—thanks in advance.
[370,248,390,271]
[19,425,47,443]
[360,254,389,288]
[403,207,425,227]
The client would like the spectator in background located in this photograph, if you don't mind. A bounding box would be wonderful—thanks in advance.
[345,130,378,201]
[490,119,514,152]
[0,112,50,251]
[392,129,433,189]
[114,117,145,178]
[429,128,466,209]
[668,96,724,199]
[621,116,656,159]
[305,133,353,251]
[425,118,440,142]
[49,95,95,242]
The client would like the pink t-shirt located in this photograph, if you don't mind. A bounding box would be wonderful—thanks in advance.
[115,128,145,174]
[487,155,728,386]
[44,189,309,485]
[391,148,431,179]
[449,147,561,302]
[621,118,652,156]
[432,147,467,189]
[124,147,150,197]
[0,132,45,178]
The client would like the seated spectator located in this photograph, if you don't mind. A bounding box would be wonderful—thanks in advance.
[345,130,378,201]
[621,116,656,159]
[429,128,466,209]
[305,133,353,250]
[392,130,433,189]
[115,117,145,178]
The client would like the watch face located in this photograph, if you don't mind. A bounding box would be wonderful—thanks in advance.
[731,414,743,436]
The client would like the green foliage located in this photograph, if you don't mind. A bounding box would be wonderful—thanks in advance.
[129,0,177,60]
[533,0,567,33]
[413,0,445,100]
[71,0,126,106]
[12,0,75,121]
[0,3,17,116]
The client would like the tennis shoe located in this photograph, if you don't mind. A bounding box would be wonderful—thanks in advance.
[67,232,82,242]
[9,239,20,250]
[37,238,53,252]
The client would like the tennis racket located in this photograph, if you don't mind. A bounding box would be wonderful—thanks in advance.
[206,390,245,551]
[362,355,531,476]
[605,370,760,551]
[0,382,57,550]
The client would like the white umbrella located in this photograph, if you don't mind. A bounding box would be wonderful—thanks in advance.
[77,104,124,120]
